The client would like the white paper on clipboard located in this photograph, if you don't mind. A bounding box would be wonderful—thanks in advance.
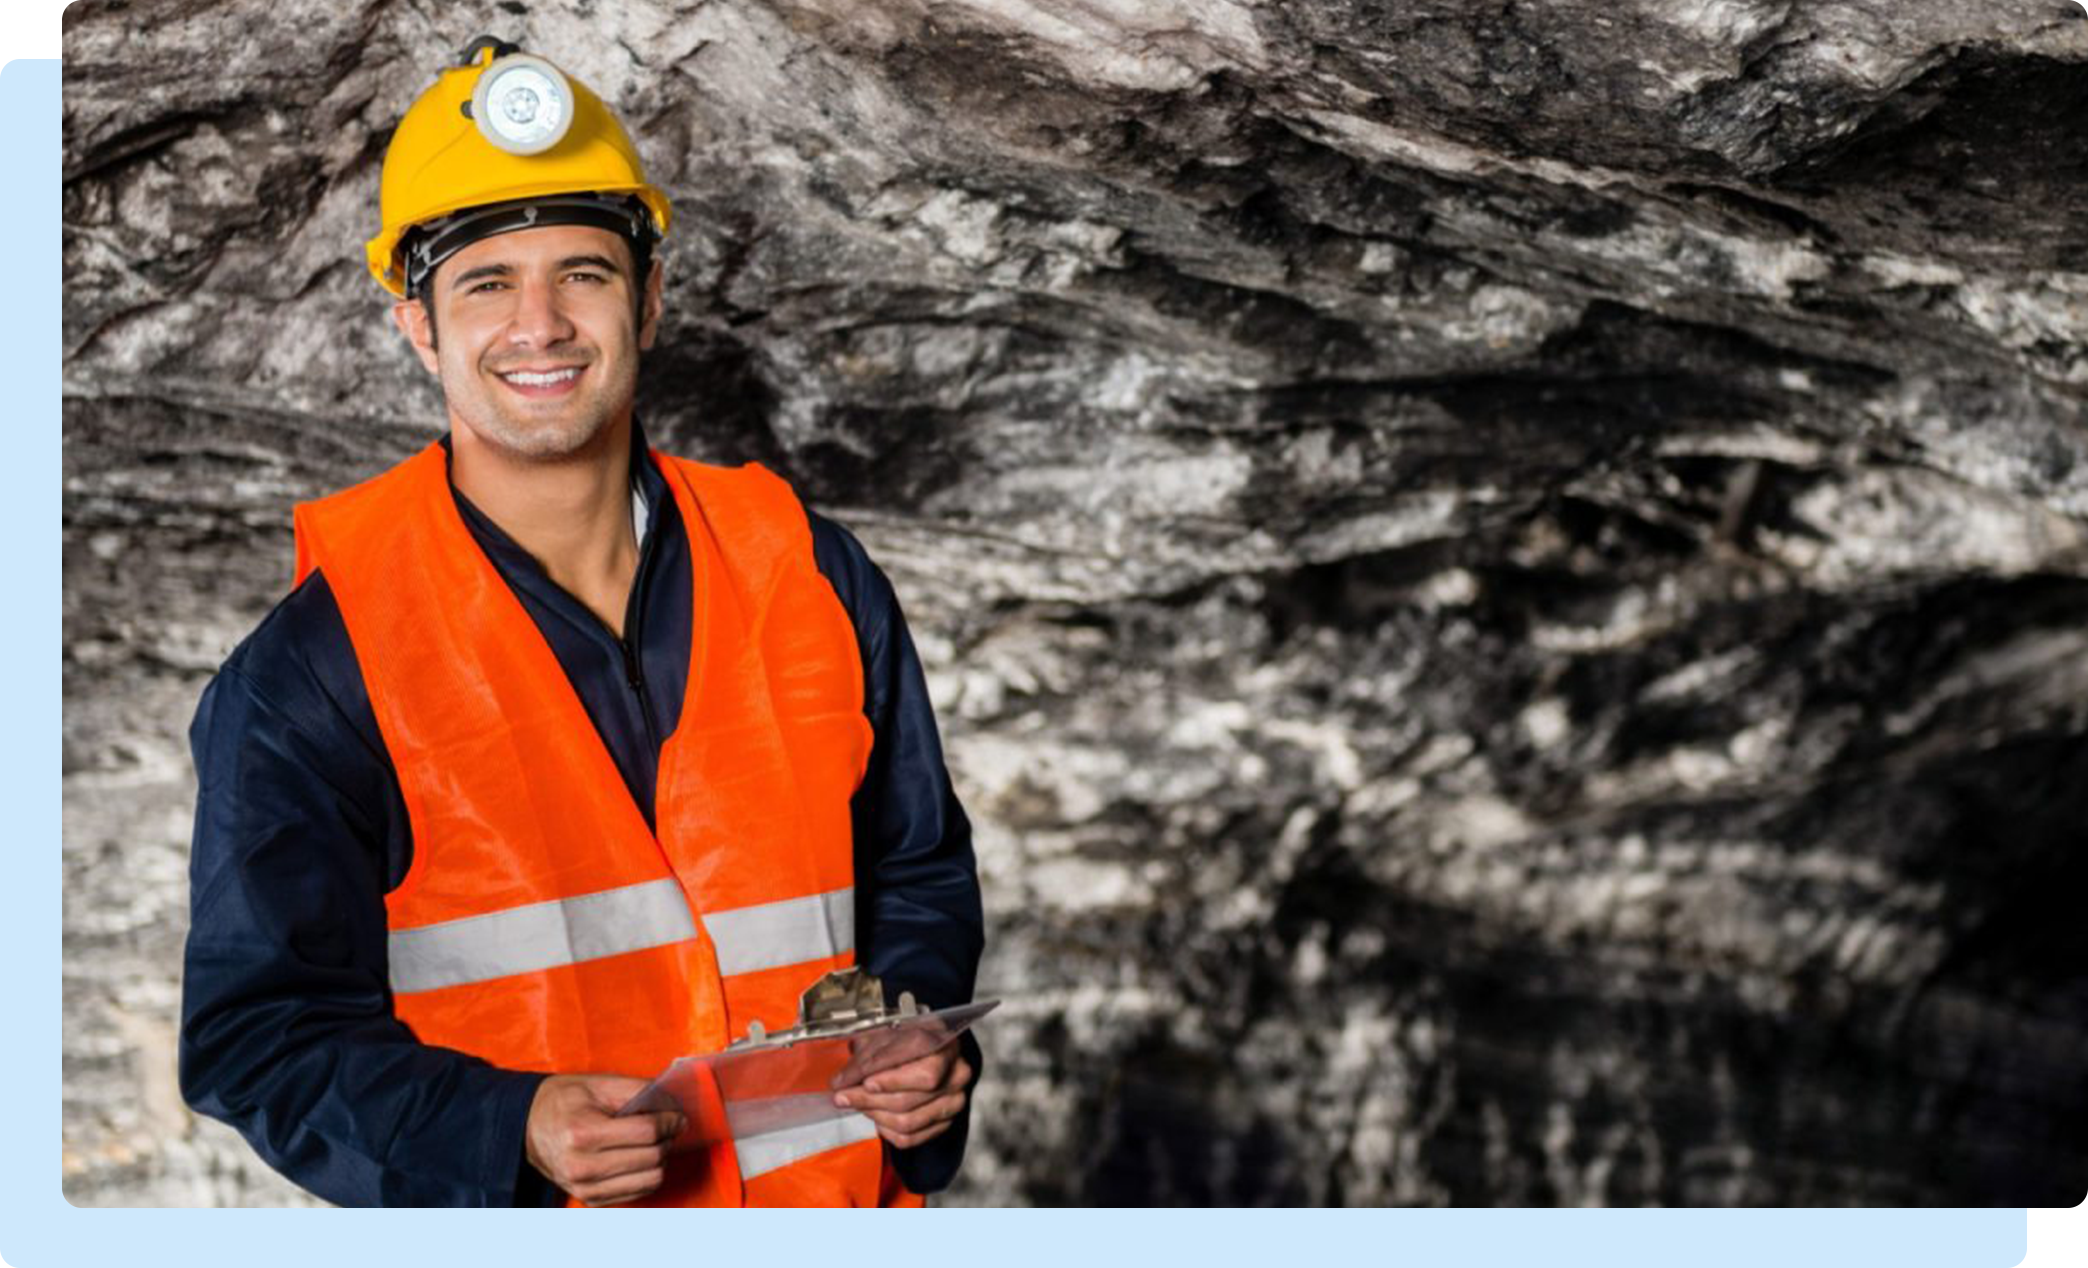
[615,999,998,1147]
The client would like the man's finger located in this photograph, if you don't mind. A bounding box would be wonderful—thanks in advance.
[830,1027,957,1089]
[860,1094,956,1136]
[580,1165,667,1206]
[609,1111,684,1143]
[837,1054,972,1109]
[843,1057,973,1102]
[574,1111,682,1152]
[580,1077,655,1112]
[839,1050,969,1099]
[874,1118,955,1150]
[860,1091,965,1138]
[862,1066,939,1094]
[566,1142,669,1186]
[836,1086,938,1114]
[860,1051,957,1094]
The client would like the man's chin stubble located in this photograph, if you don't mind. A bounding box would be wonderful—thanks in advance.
[473,417,613,461]
[448,377,632,463]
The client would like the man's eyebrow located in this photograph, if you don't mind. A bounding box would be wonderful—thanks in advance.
[449,262,512,290]
[559,254,623,274]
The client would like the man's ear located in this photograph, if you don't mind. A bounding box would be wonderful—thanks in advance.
[638,258,665,352]
[392,298,441,374]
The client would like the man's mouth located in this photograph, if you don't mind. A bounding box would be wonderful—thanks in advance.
[496,366,584,396]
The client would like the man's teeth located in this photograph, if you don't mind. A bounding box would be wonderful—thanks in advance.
[501,368,580,386]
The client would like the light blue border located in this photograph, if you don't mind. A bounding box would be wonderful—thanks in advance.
[18,52,2031,1268]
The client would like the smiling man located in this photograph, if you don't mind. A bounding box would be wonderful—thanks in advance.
[421,237,647,457]
[178,39,985,1208]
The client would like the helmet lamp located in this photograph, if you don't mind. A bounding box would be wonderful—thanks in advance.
[471,54,573,155]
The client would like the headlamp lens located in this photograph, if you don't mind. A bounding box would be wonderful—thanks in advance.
[472,56,573,155]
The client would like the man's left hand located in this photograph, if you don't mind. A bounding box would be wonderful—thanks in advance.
[832,1044,974,1149]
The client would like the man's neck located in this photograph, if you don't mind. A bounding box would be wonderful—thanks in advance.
[448,414,641,638]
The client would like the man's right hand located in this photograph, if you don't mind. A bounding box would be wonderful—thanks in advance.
[524,1074,684,1206]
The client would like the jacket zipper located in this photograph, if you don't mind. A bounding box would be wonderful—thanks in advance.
[621,636,645,694]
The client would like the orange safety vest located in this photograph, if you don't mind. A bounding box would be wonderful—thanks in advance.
[292,441,919,1208]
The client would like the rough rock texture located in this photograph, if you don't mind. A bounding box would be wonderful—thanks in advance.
[62,0,2088,1206]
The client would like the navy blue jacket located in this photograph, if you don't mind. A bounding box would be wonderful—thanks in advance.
[180,427,984,1206]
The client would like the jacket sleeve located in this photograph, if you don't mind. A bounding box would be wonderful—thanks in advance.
[810,514,987,1195]
[179,572,549,1207]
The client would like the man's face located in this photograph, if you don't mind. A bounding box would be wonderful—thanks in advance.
[393,223,662,461]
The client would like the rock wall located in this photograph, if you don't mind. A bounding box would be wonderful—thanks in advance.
[63,0,2088,1206]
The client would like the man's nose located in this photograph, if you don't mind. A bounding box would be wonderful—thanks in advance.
[507,276,576,348]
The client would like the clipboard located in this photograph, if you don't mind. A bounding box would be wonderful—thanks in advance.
[616,997,998,1147]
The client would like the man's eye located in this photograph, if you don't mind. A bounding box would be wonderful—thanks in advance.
[467,280,506,294]
[566,272,607,284]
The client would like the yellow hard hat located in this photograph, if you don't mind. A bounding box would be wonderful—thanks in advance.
[366,37,673,297]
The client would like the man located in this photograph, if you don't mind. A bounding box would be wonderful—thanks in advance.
[179,38,984,1207]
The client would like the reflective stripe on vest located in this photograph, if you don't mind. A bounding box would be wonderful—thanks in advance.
[736,1114,881,1180]
[704,887,854,977]
[388,882,855,995]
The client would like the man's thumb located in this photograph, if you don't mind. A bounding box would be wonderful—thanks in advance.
[582,1074,651,1111]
